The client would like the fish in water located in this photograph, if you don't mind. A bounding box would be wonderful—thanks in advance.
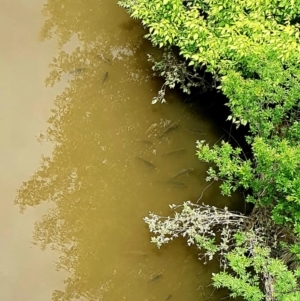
[103,57,112,64]
[162,147,186,156]
[166,294,173,300]
[172,168,193,179]
[102,71,108,82]
[148,273,163,283]
[146,123,157,136]
[165,180,187,188]
[135,139,153,146]
[159,121,180,137]
[135,157,156,169]
[186,128,206,134]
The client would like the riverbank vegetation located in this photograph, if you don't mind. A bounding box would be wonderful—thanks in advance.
[119,0,300,299]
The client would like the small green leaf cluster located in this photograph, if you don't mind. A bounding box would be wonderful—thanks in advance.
[213,232,300,301]
[252,138,300,232]
[196,140,253,196]
[222,51,300,138]
[119,0,184,48]
[197,137,300,235]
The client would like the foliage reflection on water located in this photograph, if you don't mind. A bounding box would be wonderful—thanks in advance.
[15,0,241,300]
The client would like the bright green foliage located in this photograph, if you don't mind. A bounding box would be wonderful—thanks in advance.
[252,138,300,232]
[119,0,300,137]
[196,140,253,195]
[197,137,300,235]
[222,52,300,137]
[213,232,300,301]
[119,0,300,71]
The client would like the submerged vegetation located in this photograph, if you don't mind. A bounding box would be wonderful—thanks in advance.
[119,0,300,299]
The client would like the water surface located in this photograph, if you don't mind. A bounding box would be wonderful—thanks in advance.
[0,0,67,300]
[4,0,242,300]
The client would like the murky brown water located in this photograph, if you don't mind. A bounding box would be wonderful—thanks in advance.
[1,0,242,300]
[0,1,67,300]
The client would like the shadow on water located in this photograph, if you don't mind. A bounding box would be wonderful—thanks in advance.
[186,88,252,157]
[15,1,244,300]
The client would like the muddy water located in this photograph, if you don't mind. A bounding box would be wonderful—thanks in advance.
[0,1,68,300]
[2,0,242,300]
